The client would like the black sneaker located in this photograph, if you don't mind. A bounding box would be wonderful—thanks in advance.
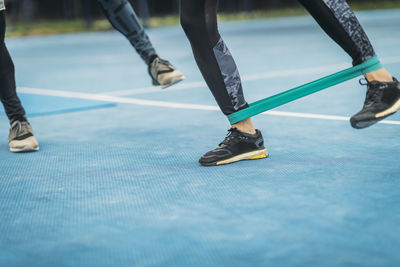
[350,78,400,129]
[199,128,268,166]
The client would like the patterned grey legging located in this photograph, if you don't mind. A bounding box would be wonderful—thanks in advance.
[97,0,156,64]
[180,0,377,116]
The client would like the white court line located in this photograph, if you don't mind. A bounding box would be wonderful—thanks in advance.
[17,87,400,125]
[107,81,206,96]
[106,56,400,96]
[106,64,346,97]
[17,87,218,111]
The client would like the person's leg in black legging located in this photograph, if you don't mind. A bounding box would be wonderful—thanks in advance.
[0,10,39,152]
[97,0,184,88]
[180,0,248,117]
[180,0,267,166]
[297,1,386,71]
[297,0,399,128]
[0,10,26,123]
[97,0,155,63]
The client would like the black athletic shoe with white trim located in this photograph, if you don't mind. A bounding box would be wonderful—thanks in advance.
[350,78,400,129]
[199,128,268,166]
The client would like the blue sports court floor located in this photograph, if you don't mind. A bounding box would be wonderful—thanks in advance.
[1,9,400,266]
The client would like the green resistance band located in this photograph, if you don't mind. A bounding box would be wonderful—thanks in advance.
[228,56,383,125]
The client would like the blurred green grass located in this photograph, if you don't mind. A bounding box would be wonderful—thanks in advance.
[5,1,400,38]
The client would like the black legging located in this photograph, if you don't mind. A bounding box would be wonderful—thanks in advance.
[0,11,26,122]
[180,0,376,117]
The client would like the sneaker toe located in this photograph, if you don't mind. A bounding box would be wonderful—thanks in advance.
[199,148,232,166]
[9,136,39,153]
[350,111,380,129]
[159,70,185,88]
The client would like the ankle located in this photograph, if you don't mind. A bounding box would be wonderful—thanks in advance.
[232,118,256,135]
[147,54,159,65]
[10,116,28,125]
[365,68,393,83]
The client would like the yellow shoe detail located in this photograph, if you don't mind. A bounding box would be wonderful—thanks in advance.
[216,148,268,165]
[250,154,268,160]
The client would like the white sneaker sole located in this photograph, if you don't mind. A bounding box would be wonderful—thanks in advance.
[9,136,40,153]
[161,76,185,89]
[158,70,185,89]
[10,145,39,153]
[375,98,400,118]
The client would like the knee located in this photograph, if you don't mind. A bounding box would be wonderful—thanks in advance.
[180,8,219,45]
[180,12,197,37]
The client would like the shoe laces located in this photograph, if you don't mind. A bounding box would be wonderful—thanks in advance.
[359,78,368,86]
[359,78,383,106]
[219,128,245,147]
[11,120,30,136]
[151,57,173,72]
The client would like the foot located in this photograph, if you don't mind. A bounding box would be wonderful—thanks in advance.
[9,120,39,153]
[148,56,185,89]
[350,78,400,129]
[199,128,268,166]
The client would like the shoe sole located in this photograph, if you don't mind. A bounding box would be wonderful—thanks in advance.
[161,75,185,89]
[10,146,39,153]
[376,98,400,118]
[352,98,400,129]
[201,148,268,166]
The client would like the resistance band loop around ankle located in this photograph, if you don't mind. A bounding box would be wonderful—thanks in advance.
[227,56,383,125]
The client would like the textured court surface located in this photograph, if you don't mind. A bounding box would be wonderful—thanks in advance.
[1,9,400,266]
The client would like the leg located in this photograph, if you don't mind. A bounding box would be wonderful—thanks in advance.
[298,0,392,82]
[0,10,39,152]
[97,0,184,88]
[180,0,250,126]
[0,10,26,123]
[97,0,156,63]
[180,0,267,166]
[298,0,400,128]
